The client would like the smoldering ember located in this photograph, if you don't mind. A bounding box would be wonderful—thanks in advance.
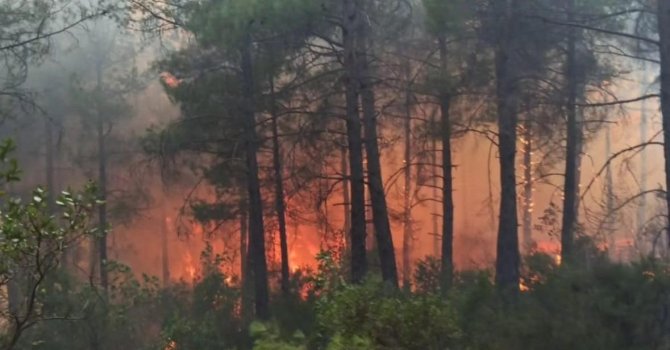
[0,0,669,349]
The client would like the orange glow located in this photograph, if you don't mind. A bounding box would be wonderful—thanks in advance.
[519,281,530,292]
[182,252,197,281]
[160,72,180,88]
[100,78,662,292]
[286,234,320,273]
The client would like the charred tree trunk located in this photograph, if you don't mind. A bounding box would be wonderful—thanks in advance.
[522,119,533,253]
[438,35,454,287]
[402,62,413,290]
[240,37,269,320]
[240,199,249,284]
[494,0,520,292]
[658,0,670,246]
[95,61,108,293]
[357,1,399,288]
[269,78,290,296]
[341,145,351,250]
[239,197,252,321]
[561,1,579,264]
[342,0,367,284]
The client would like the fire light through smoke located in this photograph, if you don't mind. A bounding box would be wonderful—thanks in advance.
[82,65,663,291]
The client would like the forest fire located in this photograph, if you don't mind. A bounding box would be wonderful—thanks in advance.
[182,252,197,281]
[160,72,180,88]
[4,0,670,348]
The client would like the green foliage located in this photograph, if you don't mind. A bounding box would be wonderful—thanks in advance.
[185,0,319,50]
[422,0,473,36]
[160,245,246,350]
[311,253,462,350]
[15,236,670,350]
[413,256,442,295]
[270,274,318,340]
[250,322,307,350]
[449,258,670,350]
[18,263,163,350]
[0,140,105,349]
[314,279,462,349]
[0,184,98,277]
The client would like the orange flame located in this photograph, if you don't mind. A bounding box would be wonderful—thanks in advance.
[182,252,197,281]
[519,281,530,292]
[160,72,180,88]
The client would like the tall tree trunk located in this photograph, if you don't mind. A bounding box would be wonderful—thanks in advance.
[561,0,579,264]
[269,78,290,296]
[7,274,19,319]
[522,119,533,253]
[657,1,670,246]
[161,203,170,288]
[431,113,440,257]
[638,61,649,235]
[357,1,399,288]
[95,61,108,293]
[5,183,20,324]
[341,145,351,250]
[46,114,68,268]
[239,197,252,321]
[6,183,20,321]
[494,0,520,291]
[605,124,615,256]
[438,35,454,287]
[342,0,367,284]
[45,117,55,215]
[240,37,269,320]
[240,199,248,284]
[402,62,413,290]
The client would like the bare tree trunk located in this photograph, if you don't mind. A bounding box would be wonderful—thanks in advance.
[522,119,533,253]
[269,78,290,296]
[341,145,351,251]
[7,275,19,317]
[239,197,252,321]
[357,0,398,288]
[561,0,578,264]
[5,182,20,324]
[494,0,520,291]
[46,114,69,269]
[431,113,440,257]
[161,204,170,288]
[240,200,248,284]
[605,124,615,256]
[657,0,670,246]
[95,61,108,293]
[402,62,413,290]
[45,117,55,215]
[240,36,269,320]
[638,61,649,235]
[342,0,367,284]
[438,35,454,287]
